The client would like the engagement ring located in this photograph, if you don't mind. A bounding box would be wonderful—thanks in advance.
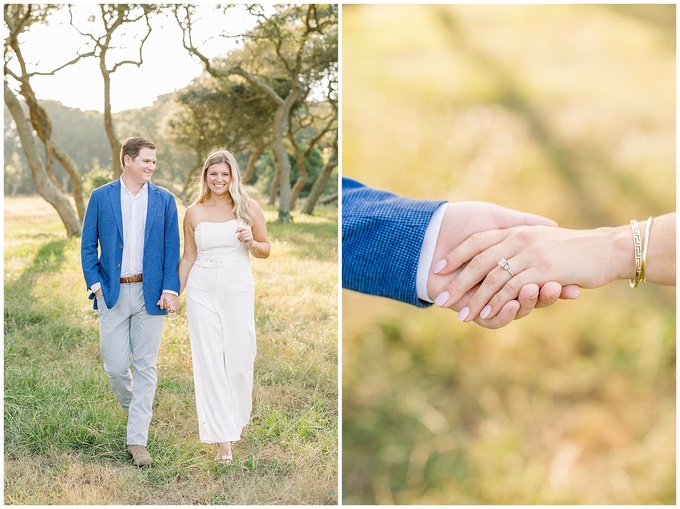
[498,258,515,277]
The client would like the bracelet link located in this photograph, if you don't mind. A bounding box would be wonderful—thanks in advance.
[642,216,654,284]
[629,217,654,288]
[629,219,642,288]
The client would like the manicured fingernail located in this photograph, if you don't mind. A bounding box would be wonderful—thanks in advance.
[431,259,447,274]
[434,291,450,306]
[457,306,470,321]
[480,305,492,319]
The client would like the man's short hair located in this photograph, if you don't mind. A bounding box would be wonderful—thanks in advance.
[120,137,157,170]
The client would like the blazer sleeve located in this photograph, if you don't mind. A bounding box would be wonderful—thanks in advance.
[161,192,181,294]
[341,177,446,307]
[81,189,101,291]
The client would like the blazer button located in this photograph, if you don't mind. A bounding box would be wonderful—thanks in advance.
[117,264,121,268]
[119,244,123,249]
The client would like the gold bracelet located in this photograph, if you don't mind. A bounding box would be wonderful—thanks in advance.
[629,219,642,288]
[641,216,654,283]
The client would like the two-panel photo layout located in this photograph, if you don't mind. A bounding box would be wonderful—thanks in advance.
[3,3,676,506]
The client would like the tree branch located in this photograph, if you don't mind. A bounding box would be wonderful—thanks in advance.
[174,5,285,106]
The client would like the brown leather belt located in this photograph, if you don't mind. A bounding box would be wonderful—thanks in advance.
[120,274,143,284]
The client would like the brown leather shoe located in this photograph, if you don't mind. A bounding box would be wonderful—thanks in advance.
[127,445,152,467]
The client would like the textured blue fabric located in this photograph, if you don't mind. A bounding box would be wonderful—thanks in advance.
[81,179,181,315]
[342,177,446,307]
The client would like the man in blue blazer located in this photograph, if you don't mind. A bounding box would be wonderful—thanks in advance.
[342,177,579,328]
[81,137,180,467]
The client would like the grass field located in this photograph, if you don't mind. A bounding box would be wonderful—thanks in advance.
[4,195,338,505]
[342,4,675,505]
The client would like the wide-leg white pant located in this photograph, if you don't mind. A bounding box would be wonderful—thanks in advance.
[186,259,256,443]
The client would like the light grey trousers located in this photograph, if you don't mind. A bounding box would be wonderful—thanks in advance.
[97,282,164,447]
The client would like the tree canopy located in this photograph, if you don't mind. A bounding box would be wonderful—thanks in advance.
[4,3,338,235]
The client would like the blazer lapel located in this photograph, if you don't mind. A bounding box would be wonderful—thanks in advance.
[145,183,160,247]
[108,180,124,240]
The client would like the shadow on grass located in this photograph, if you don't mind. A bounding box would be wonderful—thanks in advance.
[4,239,125,460]
[5,239,70,342]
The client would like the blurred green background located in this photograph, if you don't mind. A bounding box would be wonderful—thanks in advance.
[342,4,675,505]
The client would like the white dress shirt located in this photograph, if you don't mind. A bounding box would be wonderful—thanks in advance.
[416,203,448,303]
[120,178,148,277]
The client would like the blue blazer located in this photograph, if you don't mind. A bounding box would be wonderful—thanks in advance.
[81,179,181,315]
[342,177,446,307]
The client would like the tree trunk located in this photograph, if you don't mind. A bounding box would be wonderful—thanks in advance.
[44,159,66,193]
[289,146,307,211]
[271,142,290,222]
[268,150,280,206]
[301,140,337,215]
[102,62,121,179]
[5,83,81,237]
[319,193,338,205]
[288,105,337,211]
[243,145,263,183]
[20,82,86,221]
[52,144,86,221]
[180,150,204,204]
[271,93,297,223]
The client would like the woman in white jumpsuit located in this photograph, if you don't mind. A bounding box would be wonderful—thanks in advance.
[179,150,270,463]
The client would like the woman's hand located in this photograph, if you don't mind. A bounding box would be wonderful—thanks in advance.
[432,224,633,322]
[236,226,254,248]
[426,202,581,328]
[447,279,580,329]
[157,292,179,313]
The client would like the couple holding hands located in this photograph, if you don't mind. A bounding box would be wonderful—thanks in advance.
[342,177,675,326]
[81,137,270,467]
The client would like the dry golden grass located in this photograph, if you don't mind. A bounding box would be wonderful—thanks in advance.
[4,195,338,505]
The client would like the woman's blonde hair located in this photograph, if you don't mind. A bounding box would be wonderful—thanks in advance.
[195,150,254,226]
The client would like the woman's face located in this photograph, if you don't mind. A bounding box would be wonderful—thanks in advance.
[205,162,232,196]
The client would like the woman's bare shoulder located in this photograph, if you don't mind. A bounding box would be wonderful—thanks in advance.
[184,202,205,225]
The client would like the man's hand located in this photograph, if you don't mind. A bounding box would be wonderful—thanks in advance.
[426,202,580,328]
[158,293,180,313]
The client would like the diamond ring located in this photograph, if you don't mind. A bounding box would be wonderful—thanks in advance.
[498,258,515,277]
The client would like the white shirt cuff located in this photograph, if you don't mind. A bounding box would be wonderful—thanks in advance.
[416,203,448,303]
[162,290,179,296]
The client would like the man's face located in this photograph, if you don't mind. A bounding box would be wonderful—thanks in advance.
[124,147,157,187]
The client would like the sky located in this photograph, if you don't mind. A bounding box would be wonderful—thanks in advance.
[7,4,267,113]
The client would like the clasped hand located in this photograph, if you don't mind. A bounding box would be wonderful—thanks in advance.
[158,293,179,313]
[426,203,581,328]
[432,224,625,323]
